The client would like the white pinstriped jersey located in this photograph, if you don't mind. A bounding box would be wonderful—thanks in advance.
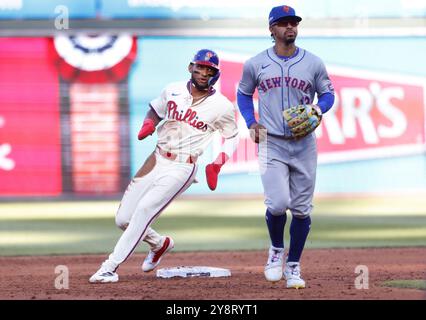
[150,81,238,161]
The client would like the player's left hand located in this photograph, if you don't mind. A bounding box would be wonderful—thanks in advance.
[205,163,221,191]
[283,104,322,140]
[312,104,322,118]
[205,152,229,191]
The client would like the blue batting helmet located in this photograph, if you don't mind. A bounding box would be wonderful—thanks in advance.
[190,49,220,86]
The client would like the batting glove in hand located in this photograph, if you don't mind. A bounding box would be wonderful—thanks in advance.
[205,152,229,191]
[138,118,156,140]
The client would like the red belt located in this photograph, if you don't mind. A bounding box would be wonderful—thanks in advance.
[157,147,197,164]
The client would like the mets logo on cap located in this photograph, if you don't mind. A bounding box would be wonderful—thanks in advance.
[283,6,290,13]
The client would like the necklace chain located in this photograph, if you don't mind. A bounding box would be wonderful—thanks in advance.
[191,93,209,107]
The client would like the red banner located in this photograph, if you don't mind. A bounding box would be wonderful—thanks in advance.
[69,83,121,194]
[0,38,62,195]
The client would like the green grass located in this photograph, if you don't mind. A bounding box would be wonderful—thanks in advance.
[0,196,425,256]
[382,280,426,291]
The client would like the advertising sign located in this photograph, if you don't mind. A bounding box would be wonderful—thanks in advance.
[0,38,62,195]
[215,53,426,173]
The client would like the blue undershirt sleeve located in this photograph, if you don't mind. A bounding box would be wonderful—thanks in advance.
[237,90,257,128]
[317,92,335,114]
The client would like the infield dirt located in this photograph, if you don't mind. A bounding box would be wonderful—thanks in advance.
[0,247,425,300]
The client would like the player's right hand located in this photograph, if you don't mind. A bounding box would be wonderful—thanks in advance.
[249,123,267,144]
[138,118,156,140]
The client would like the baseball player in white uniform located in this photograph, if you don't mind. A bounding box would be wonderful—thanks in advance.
[90,49,239,283]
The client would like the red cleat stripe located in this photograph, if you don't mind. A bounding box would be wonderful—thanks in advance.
[152,237,171,263]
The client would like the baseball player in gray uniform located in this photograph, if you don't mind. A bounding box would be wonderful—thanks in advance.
[237,5,335,288]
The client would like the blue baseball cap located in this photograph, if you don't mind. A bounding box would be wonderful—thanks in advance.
[269,5,302,26]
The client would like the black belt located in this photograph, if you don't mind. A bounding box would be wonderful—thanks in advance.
[267,132,295,140]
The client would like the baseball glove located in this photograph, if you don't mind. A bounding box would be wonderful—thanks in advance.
[283,104,322,139]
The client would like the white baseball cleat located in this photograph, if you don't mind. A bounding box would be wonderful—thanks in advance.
[284,262,306,289]
[89,261,119,283]
[264,246,285,282]
[142,236,174,272]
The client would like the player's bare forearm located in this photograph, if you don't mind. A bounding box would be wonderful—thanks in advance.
[145,108,162,126]
[206,134,239,191]
[138,109,162,140]
[218,134,239,163]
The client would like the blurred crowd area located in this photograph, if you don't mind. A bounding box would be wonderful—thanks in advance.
[0,0,425,198]
[1,0,425,36]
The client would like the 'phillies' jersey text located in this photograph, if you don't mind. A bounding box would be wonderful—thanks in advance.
[167,101,208,131]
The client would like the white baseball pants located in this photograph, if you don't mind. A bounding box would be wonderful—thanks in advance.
[106,150,197,271]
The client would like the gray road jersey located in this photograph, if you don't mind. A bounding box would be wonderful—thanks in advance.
[238,47,334,137]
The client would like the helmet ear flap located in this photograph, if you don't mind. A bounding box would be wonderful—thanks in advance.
[208,70,220,86]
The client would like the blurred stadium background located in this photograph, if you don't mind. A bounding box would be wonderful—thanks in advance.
[0,0,425,256]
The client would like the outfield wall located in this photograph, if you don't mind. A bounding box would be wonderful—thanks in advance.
[130,36,426,195]
[1,35,425,196]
